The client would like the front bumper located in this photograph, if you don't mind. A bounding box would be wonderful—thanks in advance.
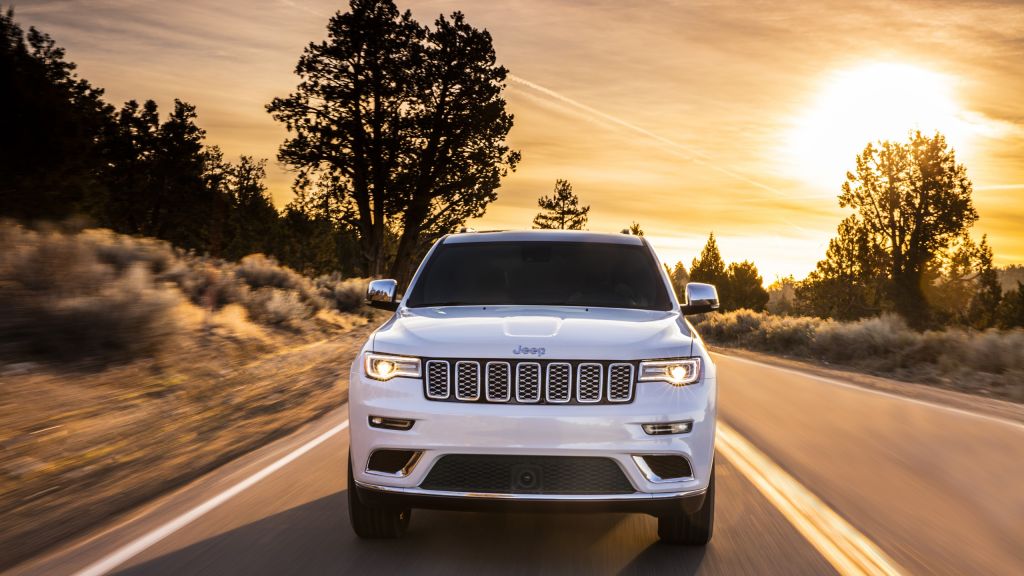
[348,358,717,507]
[354,481,709,515]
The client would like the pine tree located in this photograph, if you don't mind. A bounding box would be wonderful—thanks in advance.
[726,261,769,311]
[690,234,726,285]
[0,9,114,220]
[996,282,1024,329]
[839,131,977,326]
[690,233,729,308]
[968,236,1002,328]
[269,0,518,277]
[665,261,688,302]
[532,179,590,230]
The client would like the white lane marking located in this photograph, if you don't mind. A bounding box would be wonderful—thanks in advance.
[718,421,904,576]
[73,420,350,576]
[714,352,1024,431]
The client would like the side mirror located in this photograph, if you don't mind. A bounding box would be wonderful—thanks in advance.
[681,282,719,315]
[367,279,399,311]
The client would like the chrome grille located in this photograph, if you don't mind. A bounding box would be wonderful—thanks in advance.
[426,360,450,399]
[577,363,603,403]
[515,362,541,402]
[545,363,572,403]
[485,362,511,402]
[455,361,480,401]
[607,363,634,402]
[424,359,635,405]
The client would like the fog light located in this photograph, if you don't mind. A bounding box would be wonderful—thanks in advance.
[369,415,415,431]
[366,449,421,476]
[642,420,693,435]
[633,454,694,482]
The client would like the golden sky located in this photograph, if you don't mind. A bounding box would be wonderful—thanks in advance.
[15,0,1024,281]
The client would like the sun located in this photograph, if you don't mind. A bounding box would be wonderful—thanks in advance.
[786,62,968,191]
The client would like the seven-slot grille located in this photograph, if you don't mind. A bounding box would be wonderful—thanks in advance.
[423,359,635,405]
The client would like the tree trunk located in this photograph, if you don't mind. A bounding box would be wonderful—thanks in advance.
[891,269,930,329]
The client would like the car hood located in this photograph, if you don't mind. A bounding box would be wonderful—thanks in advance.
[371,306,694,361]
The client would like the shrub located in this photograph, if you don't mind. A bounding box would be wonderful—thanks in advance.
[235,254,325,309]
[245,288,311,326]
[0,224,182,363]
[811,314,916,364]
[80,229,176,274]
[0,222,365,361]
[161,259,246,310]
[761,315,818,353]
[315,274,368,312]
[693,308,1024,397]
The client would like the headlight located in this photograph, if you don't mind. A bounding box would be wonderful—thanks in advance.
[638,358,701,386]
[364,353,421,381]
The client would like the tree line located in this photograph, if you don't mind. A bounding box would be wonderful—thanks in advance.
[4,3,1021,329]
[529,180,770,311]
[1,1,517,280]
[527,139,1022,330]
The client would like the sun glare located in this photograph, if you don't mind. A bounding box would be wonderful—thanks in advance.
[787,63,968,190]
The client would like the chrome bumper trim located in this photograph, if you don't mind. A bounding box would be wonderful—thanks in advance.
[354,480,706,502]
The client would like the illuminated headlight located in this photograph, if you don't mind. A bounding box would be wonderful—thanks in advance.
[364,353,421,381]
[638,358,701,386]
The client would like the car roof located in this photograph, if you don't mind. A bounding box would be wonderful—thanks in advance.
[441,229,645,246]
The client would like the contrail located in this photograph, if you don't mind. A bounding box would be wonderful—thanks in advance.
[507,74,788,197]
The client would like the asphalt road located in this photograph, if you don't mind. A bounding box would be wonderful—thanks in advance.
[9,353,1024,575]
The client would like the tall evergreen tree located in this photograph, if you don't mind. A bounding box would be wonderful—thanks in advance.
[222,156,282,261]
[839,131,977,326]
[968,236,1002,328]
[689,233,727,285]
[726,260,769,311]
[269,0,517,278]
[796,215,886,320]
[665,261,688,302]
[996,282,1024,329]
[0,8,113,220]
[390,11,519,282]
[532,179,589,230]
[102,99,214,251]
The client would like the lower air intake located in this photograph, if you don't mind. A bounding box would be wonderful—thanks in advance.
[420,454,635,495]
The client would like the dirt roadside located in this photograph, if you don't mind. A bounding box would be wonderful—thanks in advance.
[0,323,373,570]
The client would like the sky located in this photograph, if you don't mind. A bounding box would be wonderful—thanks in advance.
[12,0,1024,281]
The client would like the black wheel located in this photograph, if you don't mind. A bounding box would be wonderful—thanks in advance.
[348,457,411,539]
[658,463,715,545]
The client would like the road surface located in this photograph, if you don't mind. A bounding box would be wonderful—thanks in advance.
[8,353,1024,575]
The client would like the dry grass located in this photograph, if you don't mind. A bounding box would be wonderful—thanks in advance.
[693,309,1024,402]
[0,221,380,568]
[0,222,372,366]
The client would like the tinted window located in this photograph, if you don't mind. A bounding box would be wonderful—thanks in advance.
[406,241,673,310]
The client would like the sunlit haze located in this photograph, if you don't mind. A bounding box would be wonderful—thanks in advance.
[14,0,1024,281]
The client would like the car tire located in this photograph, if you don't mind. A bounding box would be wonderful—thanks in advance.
[657,462,715,545]
[348,457,411,539]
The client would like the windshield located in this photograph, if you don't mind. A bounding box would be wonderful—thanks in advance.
[406,241,673,310]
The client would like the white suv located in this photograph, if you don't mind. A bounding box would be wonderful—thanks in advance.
[348,230,719,545]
